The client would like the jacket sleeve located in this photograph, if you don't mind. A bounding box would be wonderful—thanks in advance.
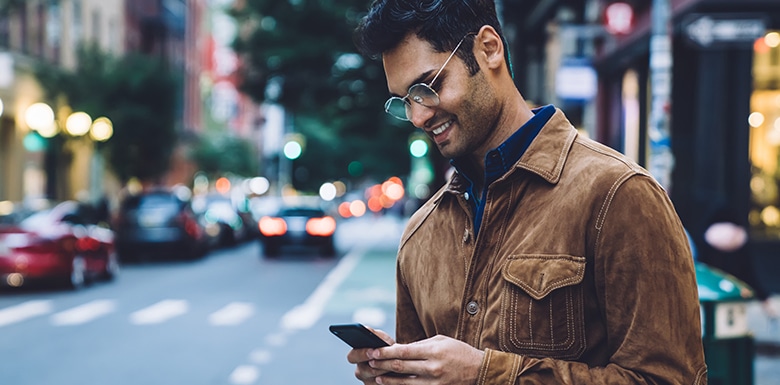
[477,174,708,385]
[395,254,428,344]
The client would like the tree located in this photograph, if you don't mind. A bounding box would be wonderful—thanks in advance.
[35,45,180,185]
[230,0,415,192]
[190,133,259,180]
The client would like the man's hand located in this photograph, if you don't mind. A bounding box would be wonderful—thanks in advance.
[366,334,485,385]
[347,328,396,384]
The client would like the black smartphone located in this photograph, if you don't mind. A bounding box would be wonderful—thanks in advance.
[329,323,390,349]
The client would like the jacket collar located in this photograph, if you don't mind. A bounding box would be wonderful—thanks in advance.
[444,108,578,194]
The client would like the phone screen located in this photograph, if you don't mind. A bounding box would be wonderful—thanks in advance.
[329,323,390,349]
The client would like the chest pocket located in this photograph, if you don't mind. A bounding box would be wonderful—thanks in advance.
[499,255,586,360]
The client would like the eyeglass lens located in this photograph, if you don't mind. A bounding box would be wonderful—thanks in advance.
[385,84,440,121]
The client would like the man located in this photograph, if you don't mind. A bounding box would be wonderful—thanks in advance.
[347,1,707,384]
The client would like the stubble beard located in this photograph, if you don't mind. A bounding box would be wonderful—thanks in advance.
[438,71,499,160]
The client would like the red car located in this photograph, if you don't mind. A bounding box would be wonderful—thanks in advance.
[0,200,119,289]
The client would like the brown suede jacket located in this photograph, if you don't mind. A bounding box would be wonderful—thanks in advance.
[395,109,708,384]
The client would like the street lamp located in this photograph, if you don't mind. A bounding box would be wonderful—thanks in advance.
[24,102,57,137]
[65,111,92,136]
[90,117,113,142]
[23,101,114,201]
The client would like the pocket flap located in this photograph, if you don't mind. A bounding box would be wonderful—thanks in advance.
[502,255,586,300]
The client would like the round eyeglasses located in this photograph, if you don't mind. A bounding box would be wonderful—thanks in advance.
[384,33,475,121]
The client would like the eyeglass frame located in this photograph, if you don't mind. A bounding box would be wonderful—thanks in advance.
[384,33,476,121]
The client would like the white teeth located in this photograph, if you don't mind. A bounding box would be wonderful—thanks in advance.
[433,121,451,136]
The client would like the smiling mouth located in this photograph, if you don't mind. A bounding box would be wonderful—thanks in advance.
[432,120,452,136]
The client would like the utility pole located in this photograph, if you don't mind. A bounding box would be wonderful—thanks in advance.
[647,0,674,191]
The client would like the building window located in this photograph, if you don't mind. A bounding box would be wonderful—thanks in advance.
[46,1,61,63]
[71,0,81,48]
[749,31,780,240]
[0,9,9,48]
[91,8,100,46]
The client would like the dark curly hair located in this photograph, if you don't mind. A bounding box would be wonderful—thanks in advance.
[353,0,506,76]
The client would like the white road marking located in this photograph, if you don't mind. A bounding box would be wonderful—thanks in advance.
[229,365,260,384]
[130,300,188,325]
[352,307,387,329]
[209,302,255,326]
[249,349,272,365]
[0,300,53,327]
[51,300,117,326]
[280,247,365,330]
[265,332,288,347]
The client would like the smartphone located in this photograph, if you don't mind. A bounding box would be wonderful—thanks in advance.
[329,323,390,349]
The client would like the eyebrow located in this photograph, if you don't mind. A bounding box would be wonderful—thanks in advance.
[389,69,437,98]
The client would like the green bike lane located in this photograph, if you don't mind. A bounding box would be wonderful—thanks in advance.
[322,245,398,331]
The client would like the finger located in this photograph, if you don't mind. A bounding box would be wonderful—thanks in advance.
[370,328,396,345]
[369,357,432,376]
[375,373,419,385]
[370,342,427,361]
[355,362,392,381]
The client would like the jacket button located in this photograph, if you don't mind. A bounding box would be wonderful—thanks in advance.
[463,229,471,244]
[466,301,479,315]
[464,192,470,200]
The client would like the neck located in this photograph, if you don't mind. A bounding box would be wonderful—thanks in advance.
[471,89,534,173]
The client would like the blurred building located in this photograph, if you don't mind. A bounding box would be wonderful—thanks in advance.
[123,0,262,190]
[504,0,780,292]
[0,0,125,203]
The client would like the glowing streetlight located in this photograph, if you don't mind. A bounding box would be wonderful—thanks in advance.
[65,111,92,136]
[409,139,429,158]
[283,140,303,160]
[24,103,55,132]
[319,182,337,201]
[89,117,113,141]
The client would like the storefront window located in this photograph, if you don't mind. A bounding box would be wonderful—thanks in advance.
[749,31,780,240]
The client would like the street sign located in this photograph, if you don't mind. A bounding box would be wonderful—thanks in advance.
[684,14,766,48]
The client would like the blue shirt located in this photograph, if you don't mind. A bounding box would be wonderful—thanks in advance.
[451,104,555,236]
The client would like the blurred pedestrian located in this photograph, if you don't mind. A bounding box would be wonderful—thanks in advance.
[344,1,706,384]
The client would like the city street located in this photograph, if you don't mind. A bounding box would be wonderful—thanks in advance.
[0,214,778,384]
[0,215,403,385]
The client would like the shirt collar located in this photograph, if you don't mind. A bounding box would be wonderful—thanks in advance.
[451,104,556,184]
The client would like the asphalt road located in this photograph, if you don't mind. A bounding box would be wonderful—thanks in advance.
[0,215,403,385]
[0,214,777,385]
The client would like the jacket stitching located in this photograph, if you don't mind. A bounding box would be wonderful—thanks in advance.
[509,353,520,384]
[694,365,707,385]
[516,121,577,184]
[504,257,586,299]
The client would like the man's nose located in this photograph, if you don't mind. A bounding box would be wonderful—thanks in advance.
[408,102,436,129]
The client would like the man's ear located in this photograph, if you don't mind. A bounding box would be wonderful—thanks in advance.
[475,25,504,72]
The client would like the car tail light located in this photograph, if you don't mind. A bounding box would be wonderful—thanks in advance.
[306,216,336,237]
[76,237,101,252]
[59,237,78,253]
[259,216,287,236]
[178,212,201,238]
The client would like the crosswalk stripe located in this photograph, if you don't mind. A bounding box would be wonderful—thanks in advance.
[209,302,255,326]
[130,299,188,325]
[229,365,260,384]
[0,300,53,327]
[51,300,117,326]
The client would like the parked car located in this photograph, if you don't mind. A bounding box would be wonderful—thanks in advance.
[258,205,337,257]
[0,200,119,289]
[114,189,207,262]
[192,194,248,248]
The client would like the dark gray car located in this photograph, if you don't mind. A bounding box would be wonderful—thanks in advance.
[114,190,207,262]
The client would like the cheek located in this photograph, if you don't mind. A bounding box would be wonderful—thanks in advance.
[461,77,499,123]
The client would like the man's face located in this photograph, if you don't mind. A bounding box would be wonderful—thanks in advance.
[382,34,499,159]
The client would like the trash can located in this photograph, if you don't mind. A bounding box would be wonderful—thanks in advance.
[696,262,755,385]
